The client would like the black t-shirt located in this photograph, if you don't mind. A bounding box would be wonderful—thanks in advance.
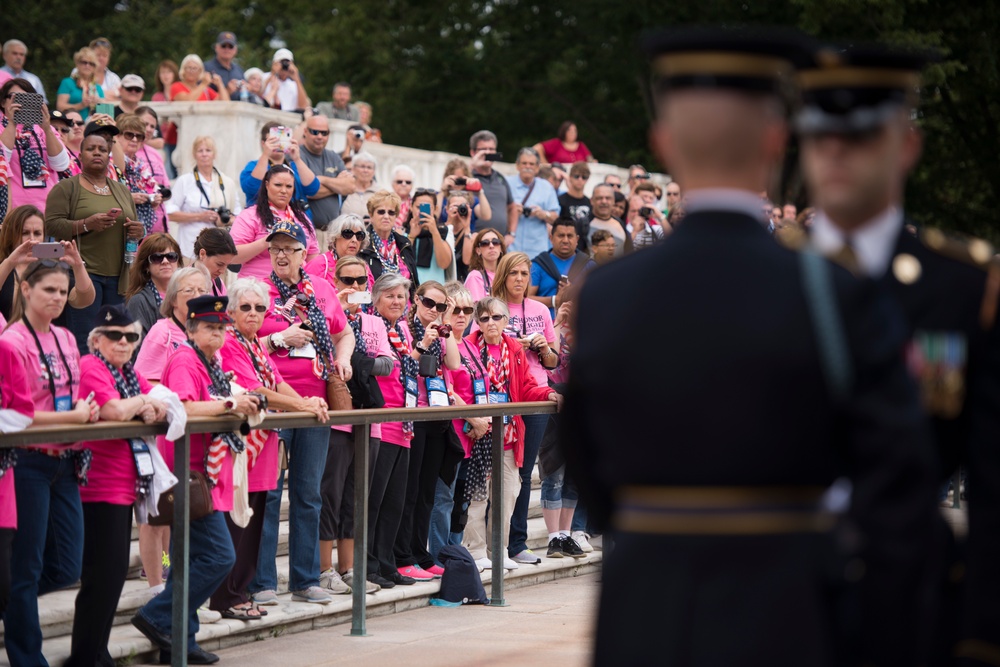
[560,193,592,250]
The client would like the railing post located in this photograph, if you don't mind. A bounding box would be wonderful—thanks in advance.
[350,424,370,636]
[171,431,191,667]
[489,415,507,606]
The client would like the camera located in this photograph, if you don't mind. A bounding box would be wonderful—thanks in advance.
[457,203,469,217]
[639,206,654,219]
[483,152,502,162]
[215,207,232,225]
[280,59,291,71]
[158,186,172,202]
[437,324,453,339]
[248,391,268,412]
[350,129,365,140]
[523,206,534,216]
[454,177,467,186]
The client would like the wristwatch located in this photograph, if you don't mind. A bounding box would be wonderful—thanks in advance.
[415,343,430,355]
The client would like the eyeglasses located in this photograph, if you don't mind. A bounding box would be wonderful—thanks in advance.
[395,180,412,185]
[92,39,112,48]
[452,306,474,316]
[337,275,367,287]
[608,183,622,189]
[178,287,209,296]
[102,330,140,343]
[123,86,144,94]
[631,173,650,181]
[306,128,330,136]
[374,208,398,217]
[341,229,366,241]
[122,131,145,142]
[22,259,70,281]
[478,238,502,248]
[666,191,681,197]
[268,246,303,256]
[58,127,71,134]
[149,251,179,264]
[238,304,268,313]
[419,296,448,313]
[478,314,505,323]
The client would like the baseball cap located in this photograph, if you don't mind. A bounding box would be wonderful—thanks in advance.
[273,48,294,63]
[216,32,237,47]
[120,74,145,90]
[266,220,308,247]
[84,116,120,138]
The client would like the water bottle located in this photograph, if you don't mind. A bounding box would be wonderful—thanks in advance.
[125,237,138,264]
[239,83,249,103]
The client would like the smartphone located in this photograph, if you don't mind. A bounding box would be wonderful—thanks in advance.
[95,102,116,117]
[559,274,569,284]
[299,321,314,332]
[32,242,65,259]
[12,92,44,126]
[418,203,432,220]
[348,291,372,305]
[269,125,293,152]
[483,152,503,162]
[107,208,122,218]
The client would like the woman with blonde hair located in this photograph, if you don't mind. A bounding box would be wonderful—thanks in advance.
[56,47,104,120]
[170,54,228,102]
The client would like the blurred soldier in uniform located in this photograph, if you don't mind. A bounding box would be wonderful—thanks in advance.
[562,28,939,666]
[796,45,1000,666]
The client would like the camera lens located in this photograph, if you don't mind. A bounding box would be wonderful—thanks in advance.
[158,187,172,201]
[457,204,469,217]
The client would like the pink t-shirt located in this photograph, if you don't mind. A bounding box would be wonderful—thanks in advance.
[1,124,67,212]
[540,138,592,165]
[333,312,391,440]
[157,344,234,512]
[0,338,35,529]
[0,321,81,452]
[447,337,489,456]
[140,146,170,233]
[134,317,186,381]
[230,208,320,281]
[376,321,413,448]
[257,275,347,399]
[505,299,556,386]
[219,332,283,493]
[464,269,495,302]
[78,355,154,505]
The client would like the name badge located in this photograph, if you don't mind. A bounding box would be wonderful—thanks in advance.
[405,376,418,409]
[21,169,45,189]
[55,395,73,412]
[130,439,154,477]
[473,378,487,405]
[488,391,511,424]
[289,341,317,359]
[426,377,449,407]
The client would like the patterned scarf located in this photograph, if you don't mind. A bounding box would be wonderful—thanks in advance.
[480,336,518,448]
[229,328,276,468]
[346,311,368,357]
[147,279,163,308]
[268,203,296,230]
[1,118,48,183]
[125,154,157,235]
[186,342,245,485]
[270,270,335,381]
[380,314,418,440]
[94,350,153,496]
[370,230,402,275]
[410,317,443,373]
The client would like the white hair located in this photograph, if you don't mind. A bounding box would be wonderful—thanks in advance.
[227,278,271,314]
[179,54,204,74]
[86,321,143,354]
[352,151,376,168]
[392,164,415,180]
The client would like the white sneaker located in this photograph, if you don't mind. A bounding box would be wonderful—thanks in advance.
[197,607,222,624]
[572,531,594,553]
[502,557,519,570]
[475,557,492,572]
[319,568,352,595]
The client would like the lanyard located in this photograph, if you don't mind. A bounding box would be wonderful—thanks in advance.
[22,317,73,404]
[194,167,226,208]
[461,338,487,379]
[512,301,527,337]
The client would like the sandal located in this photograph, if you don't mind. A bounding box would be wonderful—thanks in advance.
[220,603,264,620]
[252,603,268,617]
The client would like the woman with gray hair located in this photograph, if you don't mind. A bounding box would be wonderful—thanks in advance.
[305,213,373,292]
[209,277,328,618]
[340,151,378,218]
[170,54,229,102]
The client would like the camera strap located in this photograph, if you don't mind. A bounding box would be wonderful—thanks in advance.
[194,167,226,209]
[520,179,536,208]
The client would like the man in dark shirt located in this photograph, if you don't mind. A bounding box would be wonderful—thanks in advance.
[558,161,592,247]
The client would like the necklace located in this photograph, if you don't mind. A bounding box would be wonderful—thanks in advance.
[81,172,110,195]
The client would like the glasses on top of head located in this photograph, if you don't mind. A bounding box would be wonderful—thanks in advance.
[149,252,179,264]
[306,128,330,137]
[238,304,268,313]
[414,188,438,197]
[478,314,505,323]
[340,229,366,242]
[419,296,448,313]
[22,259,71,281]
[337,275,367,287]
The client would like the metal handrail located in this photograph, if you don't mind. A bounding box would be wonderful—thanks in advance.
[0,401,558,666]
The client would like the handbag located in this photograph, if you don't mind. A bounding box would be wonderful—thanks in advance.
[347,350,385,409]
[148,470,214,526]
[327,373,354,412]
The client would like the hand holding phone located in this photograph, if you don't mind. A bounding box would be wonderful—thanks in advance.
[107,208,122,219]
[31,243,66,260]
[348,291,372,305]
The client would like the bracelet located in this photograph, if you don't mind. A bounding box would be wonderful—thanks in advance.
[81,220,89,233]
[551,295,557,309]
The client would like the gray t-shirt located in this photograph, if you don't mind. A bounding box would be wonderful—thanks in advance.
[315,102,361,122]
[299,147,347,229]
[473,168,514,234]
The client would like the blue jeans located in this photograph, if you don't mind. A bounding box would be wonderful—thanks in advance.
[65,274,123,355]
[136,511,235,651]
[540,464,579,510]
[429,477,459,567]
[508,413,548,556]
[5,452,83,667]
[251,426,328,592]
[571,504,589,533]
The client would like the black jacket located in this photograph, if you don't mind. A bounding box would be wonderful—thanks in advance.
[358,228,419,297]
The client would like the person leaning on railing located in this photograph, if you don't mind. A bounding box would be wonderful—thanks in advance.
[210,277,328,618]
[66,304,168,667]
[0,259,100,667]
[130,295,260,665]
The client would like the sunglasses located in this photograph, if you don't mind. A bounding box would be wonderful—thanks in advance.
[374,208,398,217]
[452,306,474,316]
[22,259,70,281]
[58,127,71,134]
[395,180,412,185]
[103,330,140,343]
[122,131,145,142]
[79,61,97,67]
[340,229,366,241]
[478,314,505,323]
[631,173,650,180]
[478,238,502,247]
[337,275,367,287]
[149,251,179,264]
[238,304,268,313]
[218,43,236,49]
[68,120,85,127]
[123,86,144,94]
[419,296,448,313]
[306,128,330,136]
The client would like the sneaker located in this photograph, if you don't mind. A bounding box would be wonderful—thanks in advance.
[197,607,222,624]
[572,531,595,553]
[502,557,519,570]
[474,558,492,572]
[560,535,586,559]
[161,552,171,581]
[319,568,352,595]
[291,586,333,604]
[547,537,567,558]
[397,565,435,581]
[511,549,541,565]
[368,572,395,589]
[251,590,279,606]
[424,564,445,578]
[148,583,166,596]
[343,569,380,593]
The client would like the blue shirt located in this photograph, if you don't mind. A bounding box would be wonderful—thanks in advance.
[240,160,320,218]
[530,252,596,319]
[506,176,560,261]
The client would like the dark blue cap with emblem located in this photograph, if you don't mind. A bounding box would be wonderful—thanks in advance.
[95,304,134,328]
[266,220,308,248]
[186,295,231,324]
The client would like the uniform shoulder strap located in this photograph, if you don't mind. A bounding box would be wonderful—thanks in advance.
[799,249,854,403]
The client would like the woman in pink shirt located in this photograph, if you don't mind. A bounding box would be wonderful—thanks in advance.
[0,259,99,667]
[210,278,328,618]
[131,295,260,663]
[69,305,167,666]
[231,165,319,280]
[135,107,171,233]
[464,228,505,301]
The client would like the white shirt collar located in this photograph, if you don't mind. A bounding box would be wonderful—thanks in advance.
[682,188,766,222]
[811,207,903,278]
